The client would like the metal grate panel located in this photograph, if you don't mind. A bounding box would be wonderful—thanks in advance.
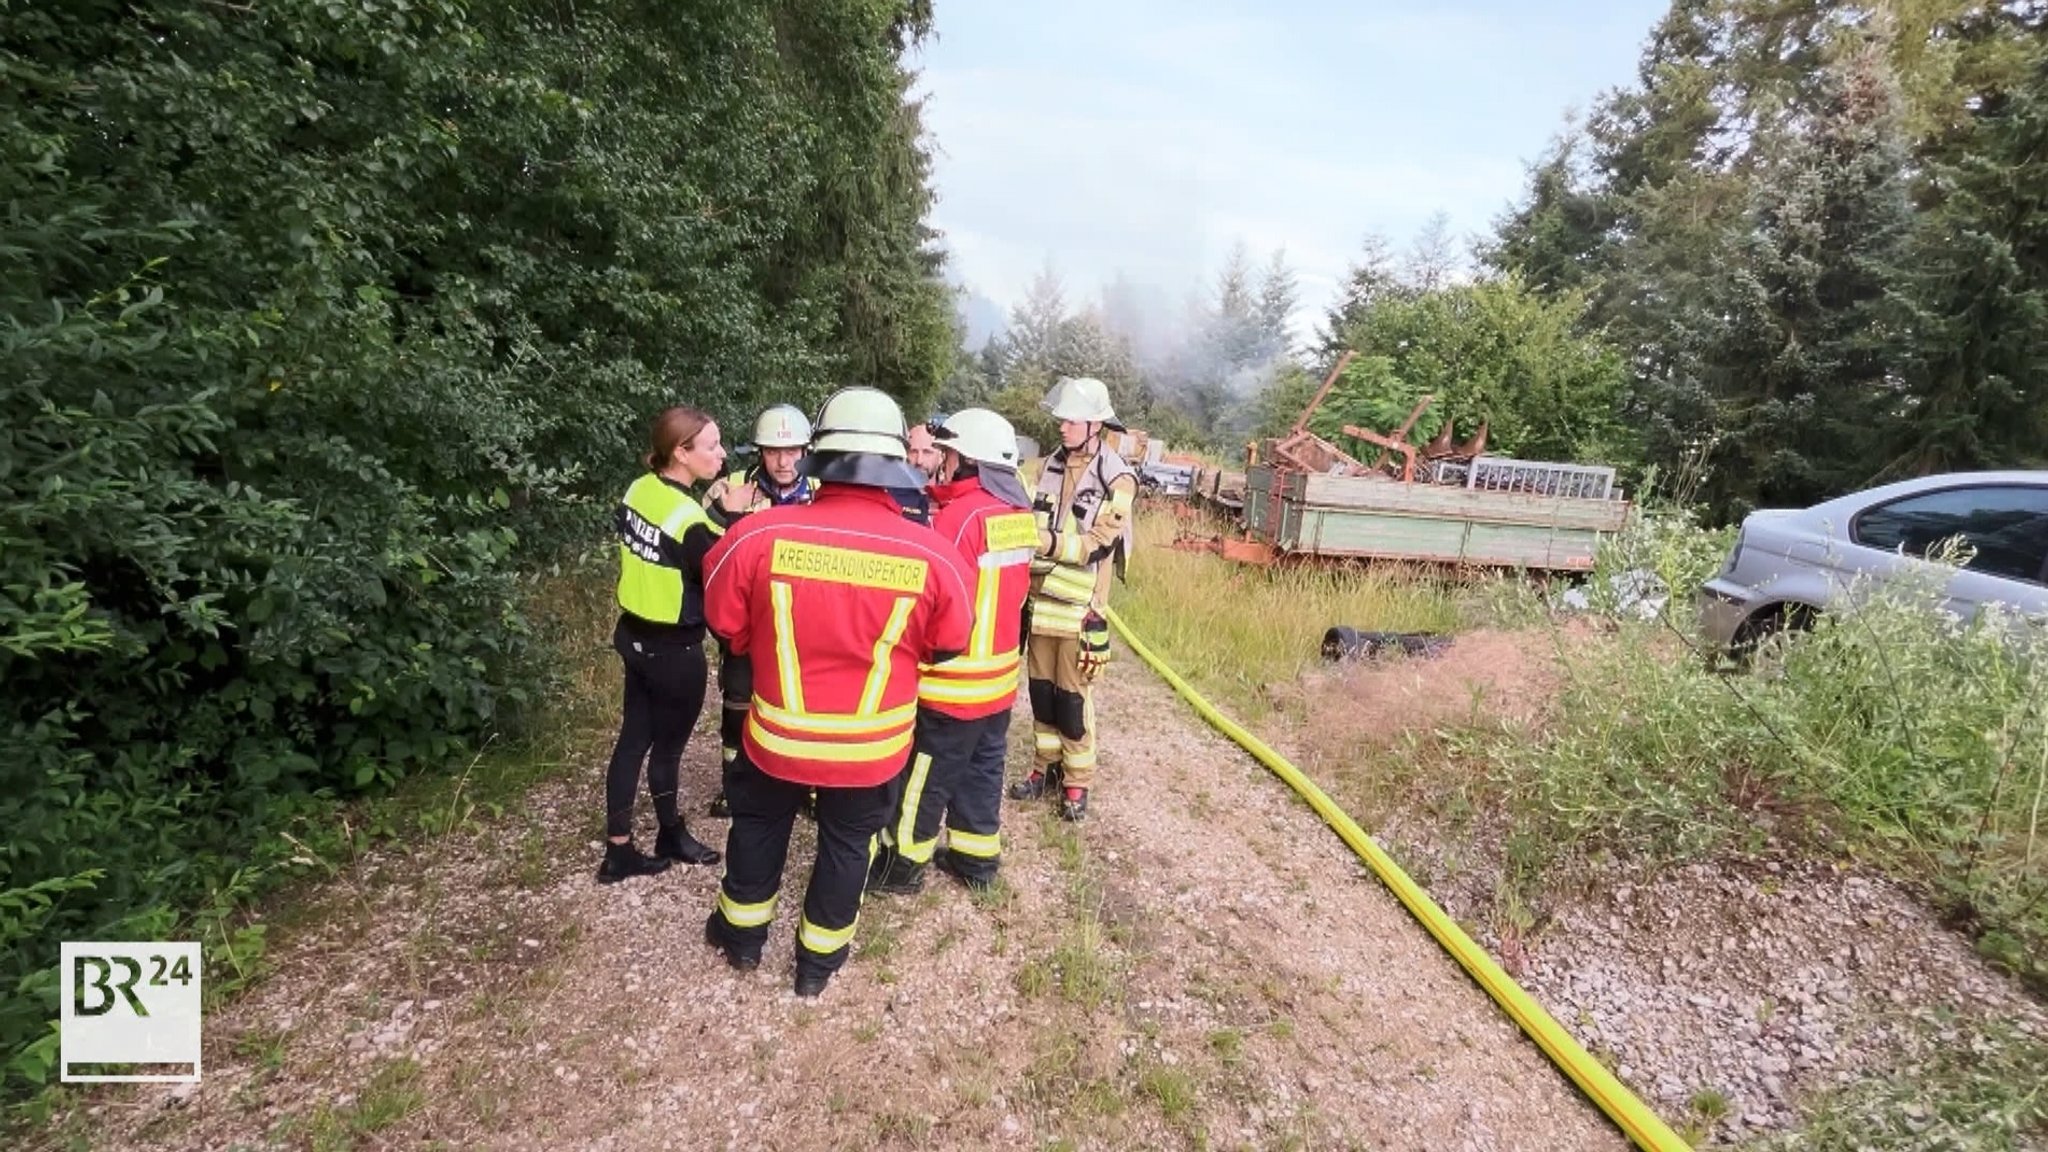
[1426,456,1617,501]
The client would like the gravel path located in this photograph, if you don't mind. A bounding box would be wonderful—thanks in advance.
[1515,856,2048,1145]
[51,643,1627,1152]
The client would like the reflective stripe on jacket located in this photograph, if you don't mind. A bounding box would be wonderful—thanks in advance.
[1029,446,1136,636]
[917,476,1036,719]
[703,486,975,788]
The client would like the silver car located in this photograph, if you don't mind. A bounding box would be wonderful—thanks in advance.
[1698,471,2048,653]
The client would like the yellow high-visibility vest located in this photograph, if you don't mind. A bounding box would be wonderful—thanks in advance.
[617,474,714,624]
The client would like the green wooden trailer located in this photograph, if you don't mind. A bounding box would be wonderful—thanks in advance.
[1240,459,1630,572]
[1180,351,1634,574]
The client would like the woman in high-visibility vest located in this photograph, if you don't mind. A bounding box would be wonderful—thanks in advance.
[602,405,752,884]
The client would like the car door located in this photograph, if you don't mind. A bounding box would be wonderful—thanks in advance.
[1848,483,2048,622]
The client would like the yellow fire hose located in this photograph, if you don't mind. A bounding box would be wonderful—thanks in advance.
[1101,606,1691,1152]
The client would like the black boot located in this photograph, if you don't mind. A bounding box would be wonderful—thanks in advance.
[936,851,997,892]
[866,853,926,896]
[793,966,831,998]
[596,840,672,885]
[656,822,721,866]
[704,912,759,971]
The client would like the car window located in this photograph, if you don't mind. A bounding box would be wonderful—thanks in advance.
[1852,485,2048,586]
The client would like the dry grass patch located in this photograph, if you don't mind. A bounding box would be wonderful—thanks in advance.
[1119,507,1463,720]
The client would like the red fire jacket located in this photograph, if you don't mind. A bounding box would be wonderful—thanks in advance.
[703,486,974,788]
[917,475,1037,720]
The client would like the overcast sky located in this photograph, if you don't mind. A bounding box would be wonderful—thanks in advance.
[909,0,1668,342]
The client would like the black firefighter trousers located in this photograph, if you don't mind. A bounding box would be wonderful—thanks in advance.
[716,642,752,792]
[878,706,1008,883]
[712,755,899,977]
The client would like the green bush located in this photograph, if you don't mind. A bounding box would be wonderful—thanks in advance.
[1,0,950,1097]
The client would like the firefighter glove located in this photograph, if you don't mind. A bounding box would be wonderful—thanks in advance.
[1078,612,1112,680]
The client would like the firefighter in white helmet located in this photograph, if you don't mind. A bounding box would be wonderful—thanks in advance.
[869,408,1036,893]
[707,404,818,514]
[703,403,819,819]
[1009,377,1136,822]
[701,386,974,996]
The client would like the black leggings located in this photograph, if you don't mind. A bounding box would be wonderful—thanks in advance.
[605,625,709,839]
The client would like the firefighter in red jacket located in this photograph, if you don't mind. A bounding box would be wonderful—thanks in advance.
[701,386,975,997]
[869,408,1037,894]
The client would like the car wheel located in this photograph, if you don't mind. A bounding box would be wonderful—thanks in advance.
[1729,603,1815,672]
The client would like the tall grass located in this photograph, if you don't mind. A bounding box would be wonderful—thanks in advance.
[1116,505,1463,717]
[1501,570,2048,987]
[1120,496,2048,988]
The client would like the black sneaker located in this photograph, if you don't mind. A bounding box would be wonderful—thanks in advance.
[655,822,721,866]
[704,912,760,972]
[596,840,672,885]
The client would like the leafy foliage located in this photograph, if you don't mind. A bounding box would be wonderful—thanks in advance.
[0,0,949,1096]
[1303,276,1633,466]
[1489,0,2048,519]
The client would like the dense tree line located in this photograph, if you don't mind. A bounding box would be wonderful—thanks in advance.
[957,1,2045,512]
[1489,0,2048,519]
[948,243,1302,452]
[1,0,952,1088]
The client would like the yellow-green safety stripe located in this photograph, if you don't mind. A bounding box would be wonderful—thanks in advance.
[947,828,1000,858]
[718,890,777,929]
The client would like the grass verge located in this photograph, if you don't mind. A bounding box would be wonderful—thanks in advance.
[1117,502,1463,719]
[1737,1018,2048,1151]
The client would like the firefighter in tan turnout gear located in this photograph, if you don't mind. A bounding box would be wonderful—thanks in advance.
[1009,377,1136,823]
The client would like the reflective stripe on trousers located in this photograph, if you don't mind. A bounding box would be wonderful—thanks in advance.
[1027,633,1098,788]
[715,755,903,974]
[891,709,1008,880]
